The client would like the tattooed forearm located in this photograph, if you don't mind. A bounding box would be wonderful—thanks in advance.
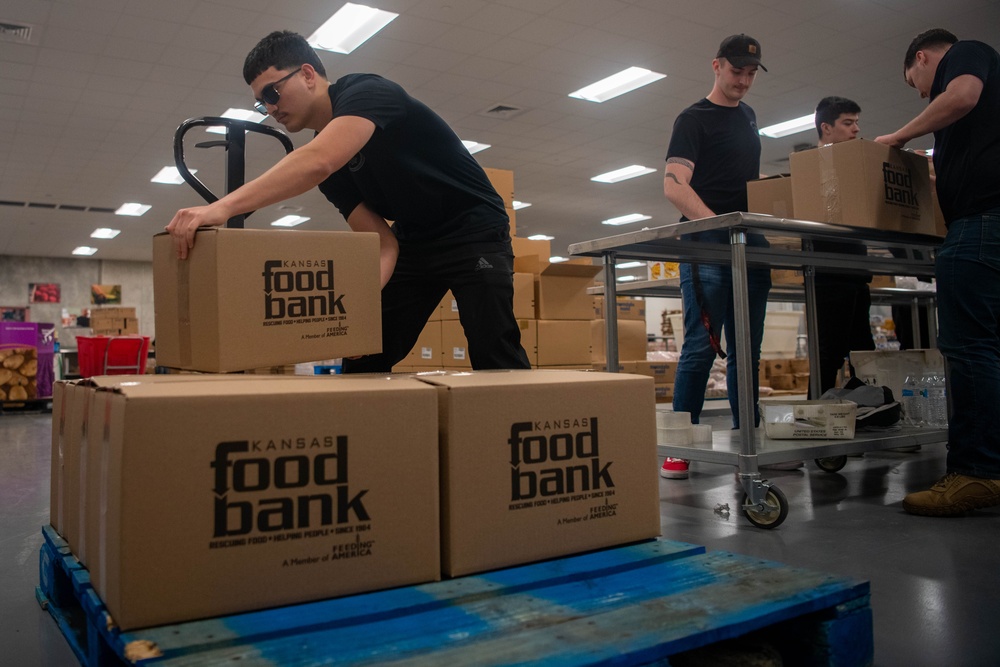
[664,172,682,185]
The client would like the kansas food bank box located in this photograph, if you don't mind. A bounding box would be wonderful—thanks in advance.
[413,369,660,577]
[91,375,439,630]
[153,229,382,372]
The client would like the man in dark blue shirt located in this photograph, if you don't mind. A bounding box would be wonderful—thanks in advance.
[876,29,1000,516]
[167,31,529,372]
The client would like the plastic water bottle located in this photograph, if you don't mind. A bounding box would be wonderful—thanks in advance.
[926,374,948,428]
[902,375,922,426]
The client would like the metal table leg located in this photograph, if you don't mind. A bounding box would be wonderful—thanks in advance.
[603,251,620,372]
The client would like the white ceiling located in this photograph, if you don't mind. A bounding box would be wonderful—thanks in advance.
[1,0,996,264]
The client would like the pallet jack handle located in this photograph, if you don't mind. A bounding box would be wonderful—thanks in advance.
[173,117,295,228]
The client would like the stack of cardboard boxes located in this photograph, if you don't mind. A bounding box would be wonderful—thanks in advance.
[89,307,139,336]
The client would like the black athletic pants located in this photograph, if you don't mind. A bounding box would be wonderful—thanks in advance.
[812,280,875,395]
[342,229,531,373]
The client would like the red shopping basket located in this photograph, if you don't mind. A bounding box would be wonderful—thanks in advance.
[77,336,150,378]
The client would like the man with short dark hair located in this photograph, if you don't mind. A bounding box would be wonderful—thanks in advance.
[875,29,1000,516]
[660,34,774,480]
[810,96,875,395]
[167,31,529,373]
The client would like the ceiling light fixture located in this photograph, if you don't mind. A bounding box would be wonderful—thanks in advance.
[616,275,640,282]
[549,256,569,263]
[271,215,311,227]
[115,203,151,217]
[592,165,656,183]
[569,67,666,103]
[207,108,265,135]
[90,228,120,239]
[602,213,651,226]
[512,201,531,210]
[527,234,554,241]
[758,113,815,138]
[461,140,491,154]
[615,261,644,269]
[308,3,398,54]
[72,246,98,256]
[151,166,196,185]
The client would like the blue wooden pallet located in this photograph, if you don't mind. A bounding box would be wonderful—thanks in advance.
[37,525,872,666]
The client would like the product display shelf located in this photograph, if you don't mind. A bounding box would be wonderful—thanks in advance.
[37,525,873,666]
[569,212,946,528]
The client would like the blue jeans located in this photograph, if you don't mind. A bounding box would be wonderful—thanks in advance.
[936,212,1000,479]
[672,250,771,428]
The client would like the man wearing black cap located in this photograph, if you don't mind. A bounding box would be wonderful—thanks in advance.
[660,34,781,480]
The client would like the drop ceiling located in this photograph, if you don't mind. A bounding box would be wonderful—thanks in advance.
[0,0,994,263]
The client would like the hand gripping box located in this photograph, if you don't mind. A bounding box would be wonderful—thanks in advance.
[92,375,439,630]
[415,370,660,577]
[153,228,382,372]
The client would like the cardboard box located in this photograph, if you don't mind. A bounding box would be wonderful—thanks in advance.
[441,320,471,368]
[406,320,443,367]
[633,361,678,384]
[537,320,592,366]
[762,400,857,439]
[536,263,602,320]
[517,319,537,367]
[770,269,804,285]
[483,167,514,208]
[593,296,646,321]
[654,383,674,403]
[747,174,794,218]
[513,272,535,319]
[437,290,460,321]
[414,370,659,577]
[93,375,440,629]
[591,319,648,363]
[849,349,945,402]
[512,237,552,274]
[91,307,136,319]
[789,139,938,235]
[153,228,382,373]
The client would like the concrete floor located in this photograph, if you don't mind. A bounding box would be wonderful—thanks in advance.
[2,408,999,666]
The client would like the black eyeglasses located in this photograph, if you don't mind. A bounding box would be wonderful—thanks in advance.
[253,67,302,115]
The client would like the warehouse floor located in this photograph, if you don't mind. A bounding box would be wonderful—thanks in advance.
[2,408,998,666]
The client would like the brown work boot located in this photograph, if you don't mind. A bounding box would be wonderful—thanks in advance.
[903,473,1000,516]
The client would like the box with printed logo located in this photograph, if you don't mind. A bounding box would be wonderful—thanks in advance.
[789,139,938,235]
[153,229,382,373]
[415,369,659,577]
[90,375,439,630]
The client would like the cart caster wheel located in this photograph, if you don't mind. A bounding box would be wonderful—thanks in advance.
[814,455,848,473]
[741,486,788,529]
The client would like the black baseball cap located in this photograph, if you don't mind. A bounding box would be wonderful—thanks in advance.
[717,34,767,71]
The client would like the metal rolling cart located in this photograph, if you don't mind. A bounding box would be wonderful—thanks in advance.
[569,211,946,529]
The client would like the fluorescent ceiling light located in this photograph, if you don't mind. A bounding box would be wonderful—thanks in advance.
[72,246,98,256]
[308,3,398,54]
[115,203,151,217]
[528,234,554,241]
[759,113,815,138]
[592,165,656,183]
[602,213,651,226]
[462,140,491,154]
[549,256,569,263]
[90,228,120,239]
[616,261,644,269]
[512,201,532,210]
[271,215,311,227]
[616,275,640,282]
[207,108,265,135]
[151,166,196,185]
[569,67,666,103]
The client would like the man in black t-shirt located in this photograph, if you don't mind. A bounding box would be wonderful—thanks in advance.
[810,97,875,395]
[876,29,1000,516]
[167,31,529,372]
[660,34,776,480]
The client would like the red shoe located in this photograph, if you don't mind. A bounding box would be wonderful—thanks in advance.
[660,457,689,479]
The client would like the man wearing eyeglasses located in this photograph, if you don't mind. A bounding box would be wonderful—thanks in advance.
[167,30,530,373]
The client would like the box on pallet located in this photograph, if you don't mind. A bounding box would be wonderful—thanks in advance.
[789,139,942,236]
[536,263,602,320]
[153,228,382,373]
[414,370,660,577]
[590,319,647,363]
[762,400,857,439]
[593,296,646,321]
[74,375,440,630]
